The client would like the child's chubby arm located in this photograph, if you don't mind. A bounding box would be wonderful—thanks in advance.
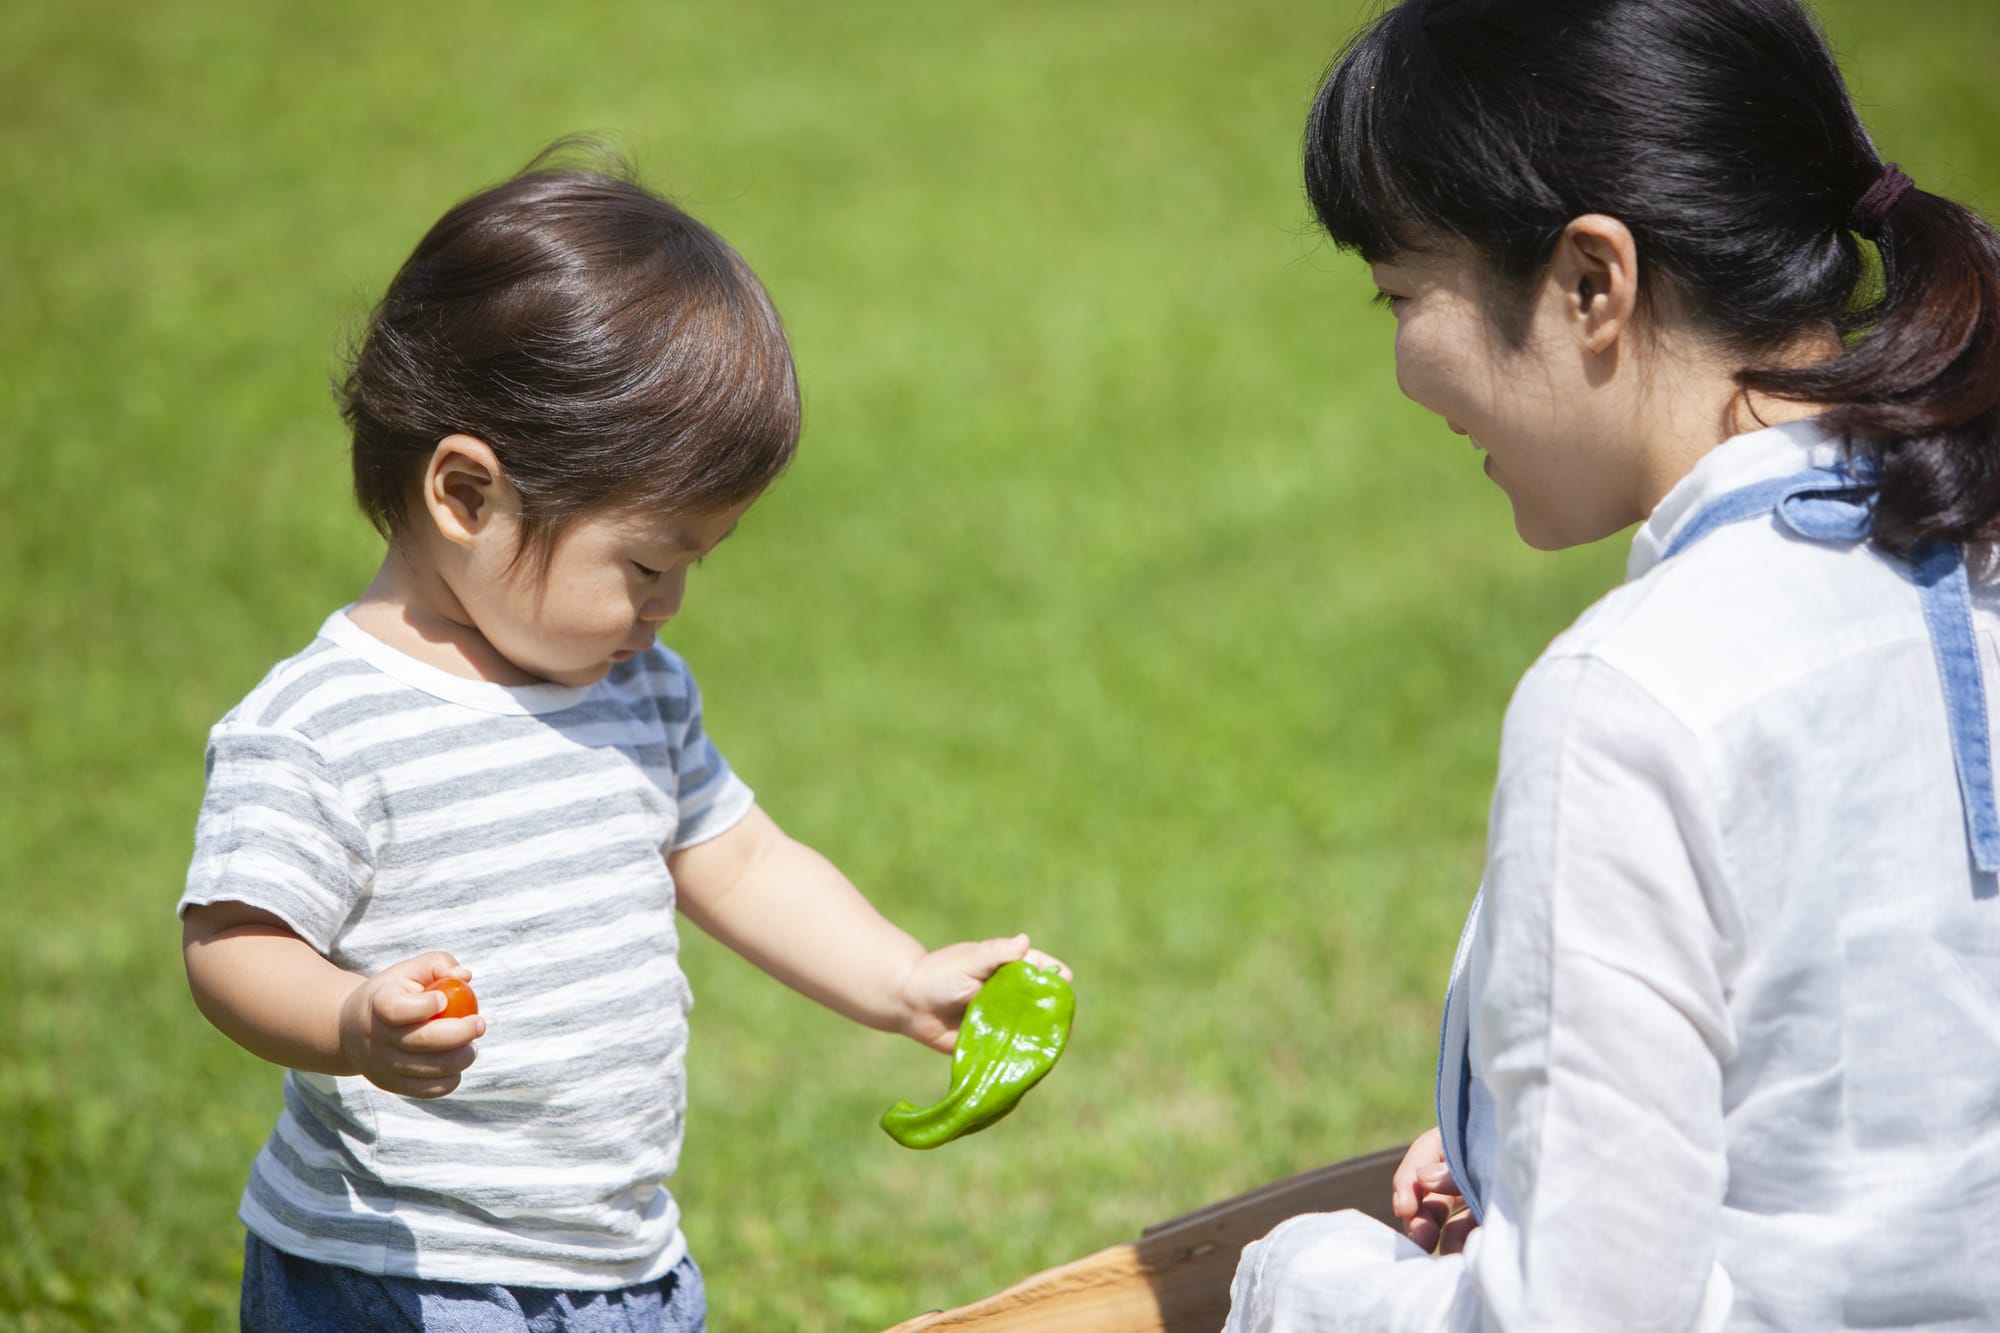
[181,901,486,1098]
[670,805,1069,1053]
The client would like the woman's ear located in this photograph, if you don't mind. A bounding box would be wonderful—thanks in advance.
[1549,214,1639,356]
[423,434,508,547]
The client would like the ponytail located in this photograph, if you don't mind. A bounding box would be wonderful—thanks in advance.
[1743,185,2000,558]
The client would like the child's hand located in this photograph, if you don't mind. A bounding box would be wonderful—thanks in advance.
[896,933,1071,1054]
[1392,1126,1477,1255]
[338,953,486,1098]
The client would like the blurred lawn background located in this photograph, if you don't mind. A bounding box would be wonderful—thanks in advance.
[3,1,1996,1328]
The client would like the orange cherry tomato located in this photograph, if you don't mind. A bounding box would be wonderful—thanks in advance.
[424,976,479,1020]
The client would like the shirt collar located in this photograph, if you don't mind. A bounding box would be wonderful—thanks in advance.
[1625,416,1846,583]
[318,608,598,716]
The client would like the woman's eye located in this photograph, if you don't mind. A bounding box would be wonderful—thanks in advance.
[632,562,662,579]
[1370,289,1405,312]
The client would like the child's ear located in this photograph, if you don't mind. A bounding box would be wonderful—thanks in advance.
[1550,213,1639,356]
[424,434,508,547]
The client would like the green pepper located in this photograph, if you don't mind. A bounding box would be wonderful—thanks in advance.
[881,960,1076,1150]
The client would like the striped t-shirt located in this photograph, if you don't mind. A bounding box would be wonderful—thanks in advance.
[180,609,754,1290]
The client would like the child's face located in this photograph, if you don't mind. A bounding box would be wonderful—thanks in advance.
[1368,241,1649,550]
[461,498,754,687]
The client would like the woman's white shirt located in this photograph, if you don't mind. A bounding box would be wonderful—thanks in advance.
[1227,419,2000,1331]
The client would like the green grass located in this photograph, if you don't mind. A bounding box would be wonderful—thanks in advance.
[4,1,1997,1328]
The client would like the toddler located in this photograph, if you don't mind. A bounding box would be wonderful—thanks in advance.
[180,143,1065,1332]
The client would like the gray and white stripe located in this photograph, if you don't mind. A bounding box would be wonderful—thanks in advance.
[181,610,752,1289]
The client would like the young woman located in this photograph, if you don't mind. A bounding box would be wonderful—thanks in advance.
[1228,1,2000,1327]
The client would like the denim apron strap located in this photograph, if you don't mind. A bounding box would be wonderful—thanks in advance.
[1436,885,1490,1222]
[1908,542,2000,873]
[1663,462,2000,872]
[1436,460,2000,1226]
[1660,463,1876,559]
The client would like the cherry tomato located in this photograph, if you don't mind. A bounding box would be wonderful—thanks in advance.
[424,976,479,1020]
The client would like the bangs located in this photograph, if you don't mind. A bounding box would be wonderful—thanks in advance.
[1304,11,1428,263]
[1303,3,1566,272]
[503,216,800,572]
[594,234,801,517]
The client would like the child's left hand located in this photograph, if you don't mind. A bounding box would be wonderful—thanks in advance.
[898,933,1071,1054]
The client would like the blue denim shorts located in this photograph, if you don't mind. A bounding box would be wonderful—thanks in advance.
[240,1231,706,1332]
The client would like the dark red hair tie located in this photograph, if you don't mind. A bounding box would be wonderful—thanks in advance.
[1850,162,1915,239]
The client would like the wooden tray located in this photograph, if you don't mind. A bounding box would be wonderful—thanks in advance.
[883,1145,1406,1332]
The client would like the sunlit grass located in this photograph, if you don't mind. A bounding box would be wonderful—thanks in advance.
[3,0,1994,1327]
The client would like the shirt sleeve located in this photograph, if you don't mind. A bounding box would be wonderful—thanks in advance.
[1226,652,1739,1332]
[178,722,374,951]
[655,651,755,850]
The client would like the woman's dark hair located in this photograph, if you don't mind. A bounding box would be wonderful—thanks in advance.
[339,138,799,571]
[1305,0,2000,556]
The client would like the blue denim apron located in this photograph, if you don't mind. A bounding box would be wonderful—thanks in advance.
[1436,461,2000,1222]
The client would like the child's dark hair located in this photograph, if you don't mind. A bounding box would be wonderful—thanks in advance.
[339,139,799,570]
[1305,0,2000,557]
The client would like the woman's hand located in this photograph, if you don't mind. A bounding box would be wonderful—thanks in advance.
[337,953,486,1098]
[1392,1127,1477,1255]
[897,933,1071,1054]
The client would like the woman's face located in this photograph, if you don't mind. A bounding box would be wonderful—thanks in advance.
[1368,243,1650,549]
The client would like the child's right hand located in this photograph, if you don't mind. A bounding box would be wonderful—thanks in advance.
[1392,1126,1477,1255]
[895,933,1071,1054]
[337,953,485,1099]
